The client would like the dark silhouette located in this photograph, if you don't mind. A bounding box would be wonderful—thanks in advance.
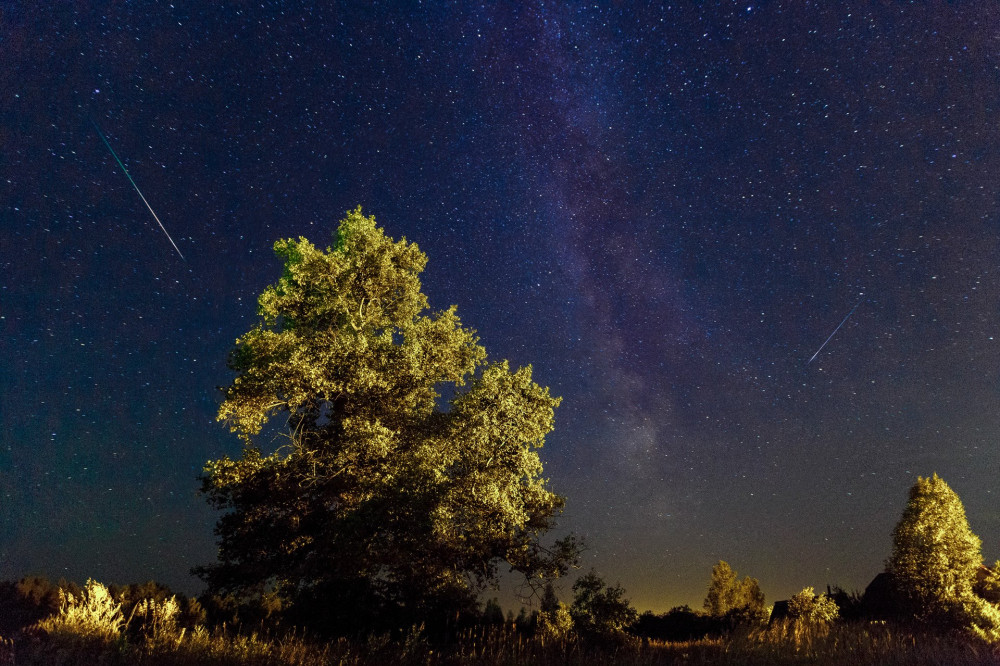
[632,606,716,642]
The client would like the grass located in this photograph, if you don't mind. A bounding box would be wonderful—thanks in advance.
[6,581,1000,665]
[9,623,1000,666]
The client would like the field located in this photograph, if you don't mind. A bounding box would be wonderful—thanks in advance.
[6,619,1000,666]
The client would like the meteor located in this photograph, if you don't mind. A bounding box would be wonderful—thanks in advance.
[807,296,864,365]
[91,120,185,261]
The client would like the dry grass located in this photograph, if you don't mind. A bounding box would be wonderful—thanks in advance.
[9,584,1000,665]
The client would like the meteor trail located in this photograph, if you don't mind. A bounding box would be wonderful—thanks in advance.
[91,120,185,261]
[807,296,864,365]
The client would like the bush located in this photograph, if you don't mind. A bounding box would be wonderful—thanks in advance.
[570,570,638,642]
[787,587,839,625]
[536,603,573,642]
[36,579,124,643]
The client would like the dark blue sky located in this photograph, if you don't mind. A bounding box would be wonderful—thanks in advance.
[3,2,999,611]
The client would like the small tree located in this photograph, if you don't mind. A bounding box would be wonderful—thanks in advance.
[570,570,638,639]
[536,582,573,640]
[704,560,767,626]
[481,598,504,625]
[786,587,839,624]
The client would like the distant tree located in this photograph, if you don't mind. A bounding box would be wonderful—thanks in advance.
[536,582,573,640]
[786,587,839,624]
[703,560,767,626]
[704,561,738,617]
[514,607,536,633]
[0,577,62,635]
[570,570,638,639]
[826,585,864,621]
[196,208,578,633]
[887,473,1000,639]
[15,577,63,616]
[481,598,504,625]
[632,606,714,642]
[539,583,558,612]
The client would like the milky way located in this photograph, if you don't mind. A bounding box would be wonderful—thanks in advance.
[2,3,999,611]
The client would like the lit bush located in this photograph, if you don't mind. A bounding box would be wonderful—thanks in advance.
[787,587,839,625]
[536,603,573,642]
[36,579,124,643]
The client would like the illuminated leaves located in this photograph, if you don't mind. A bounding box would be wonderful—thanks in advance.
[198,208,574,623]
[888,473,982,607]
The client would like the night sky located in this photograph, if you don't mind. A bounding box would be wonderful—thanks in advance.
[3,3,1000,613]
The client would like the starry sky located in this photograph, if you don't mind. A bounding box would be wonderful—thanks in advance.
[3,2,1000,613]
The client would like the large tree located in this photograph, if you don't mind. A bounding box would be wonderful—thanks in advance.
[885,473,1000,641]
[887,474,982,607]
[197,208,576,630]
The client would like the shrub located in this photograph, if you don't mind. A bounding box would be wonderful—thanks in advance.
[536,603,573,641]
[975,562,1000,604]
[36,579,124,643]
[570,570,638,641]
[787,587,839,624]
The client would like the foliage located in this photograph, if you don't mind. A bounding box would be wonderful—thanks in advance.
[197,208,576,633]
[536,583,573,641]
[887,473,984,624]
[703,560,767,627]
[941,594,1000,643]
[536,603,573,642]
[786,587,839,624]
[0,577,65,635]
[975,561,1000,604]
[569,570,638,639]
[540,582,560,614]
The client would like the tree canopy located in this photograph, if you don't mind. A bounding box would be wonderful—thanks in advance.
[887,473,982,609]
[884,473,1000,639]
[196,208,576,631]
[569,571,638,639]
[703,561,767,626]
[786,587,839,625]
